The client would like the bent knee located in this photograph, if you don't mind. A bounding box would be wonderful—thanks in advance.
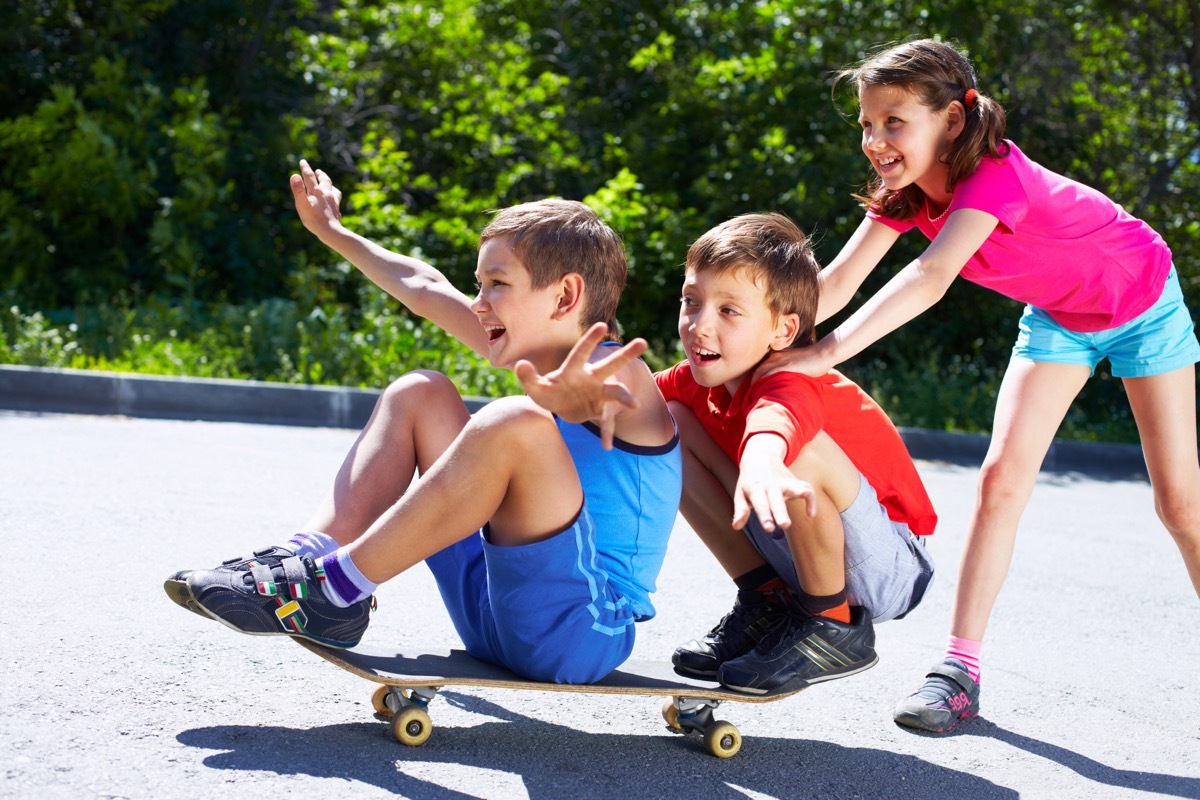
[379,369,461,411]
[468,395,555,438]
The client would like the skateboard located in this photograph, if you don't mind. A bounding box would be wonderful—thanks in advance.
[296,639,803,758]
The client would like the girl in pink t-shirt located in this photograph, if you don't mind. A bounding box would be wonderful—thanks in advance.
[771,38,1200,733]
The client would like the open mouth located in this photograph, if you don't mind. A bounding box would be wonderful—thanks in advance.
[484,325,506,343]
[691,346,720,365]
[877,155,901,171]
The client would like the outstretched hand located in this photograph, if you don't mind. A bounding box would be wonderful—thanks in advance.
[289,159,343,239]
[731,436,818,537]
[515,323,648,450]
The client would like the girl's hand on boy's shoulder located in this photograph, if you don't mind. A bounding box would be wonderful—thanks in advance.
[514,323,647,450]
[755,342,832,381]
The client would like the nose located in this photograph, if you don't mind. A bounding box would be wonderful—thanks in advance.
[470,291,488,314]
[688,305,715,335]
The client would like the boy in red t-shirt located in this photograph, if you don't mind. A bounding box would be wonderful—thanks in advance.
[656,213,937,694]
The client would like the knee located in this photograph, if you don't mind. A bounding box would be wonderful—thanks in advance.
[1154,486,1200,541]
[378,369,460,416]
[467,395,555,442]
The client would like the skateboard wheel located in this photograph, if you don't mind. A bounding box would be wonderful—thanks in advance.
[371,686,393,718]
[703,721,741,759]
[661,699,682,731]
[392,706,432,747]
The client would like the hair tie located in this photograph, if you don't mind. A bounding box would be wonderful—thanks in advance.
[964,88,978,109]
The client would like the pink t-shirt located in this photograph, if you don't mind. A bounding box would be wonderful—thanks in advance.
[868,141,1172,332]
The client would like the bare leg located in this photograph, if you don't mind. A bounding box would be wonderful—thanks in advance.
[1124,365,1200,595]
[669,401,766,578]
[345,396,585,584]
[303,371,471,544]
[949,359,1091,640]
[783,432,862,596]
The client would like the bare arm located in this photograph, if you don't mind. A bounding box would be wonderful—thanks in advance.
[290,159,489,356]
[816,217,902,325]
[767,209,999,377]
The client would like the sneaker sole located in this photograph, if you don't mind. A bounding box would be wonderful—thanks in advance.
[722,653,879,695]
[893,706,978,733]
[167,578,361,650]
[163,577,211,619]
[671,663,720,681]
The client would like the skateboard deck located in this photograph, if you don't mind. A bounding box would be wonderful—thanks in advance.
[296,638,802,758]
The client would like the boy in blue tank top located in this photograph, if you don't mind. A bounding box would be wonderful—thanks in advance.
[165,160,682,684]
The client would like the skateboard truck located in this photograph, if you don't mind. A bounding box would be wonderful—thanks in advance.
[662,697,742,758]
[372,685,438,747]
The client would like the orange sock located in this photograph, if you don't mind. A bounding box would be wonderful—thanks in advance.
[819,600,851,624]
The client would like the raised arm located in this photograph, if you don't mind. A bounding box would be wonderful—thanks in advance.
[770,209,998,377]
[290,159,488,356]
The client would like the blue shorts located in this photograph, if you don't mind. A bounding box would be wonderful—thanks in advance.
[424,502,636,684]
[744,475,935,623]
[1012,268,1200,378]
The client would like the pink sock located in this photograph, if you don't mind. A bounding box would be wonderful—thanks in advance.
[946,635,982,683]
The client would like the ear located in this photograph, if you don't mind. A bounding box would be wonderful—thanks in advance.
[769,312,801,352]
[946,101,967,141]
[551,273,586,319]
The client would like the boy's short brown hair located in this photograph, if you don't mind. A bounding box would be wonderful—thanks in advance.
[685,213,820,347]
[480,200,627,340]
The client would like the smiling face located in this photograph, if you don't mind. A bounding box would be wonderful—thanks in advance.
[858,82,957,207]
[471,237,567,372]
[678,266,798,395]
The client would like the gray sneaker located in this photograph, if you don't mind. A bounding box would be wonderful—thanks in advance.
[893,658,980,732]
[718,605,878,694]
[172,549,372,649]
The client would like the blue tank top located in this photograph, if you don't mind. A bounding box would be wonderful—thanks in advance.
[556,416,681,621]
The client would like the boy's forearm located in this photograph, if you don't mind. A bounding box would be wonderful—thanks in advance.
[313,223,486,355]
[739,432,790,471]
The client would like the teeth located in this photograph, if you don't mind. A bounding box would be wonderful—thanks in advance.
[879,157,898,166]
[693,347,718,357]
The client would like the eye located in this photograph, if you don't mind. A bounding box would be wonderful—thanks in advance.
[680,295,696,308]
[720,306,741,317]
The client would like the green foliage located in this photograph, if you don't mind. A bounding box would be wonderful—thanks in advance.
[3,1,1197,443]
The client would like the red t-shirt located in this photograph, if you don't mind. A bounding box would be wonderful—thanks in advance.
[655,362,937,535]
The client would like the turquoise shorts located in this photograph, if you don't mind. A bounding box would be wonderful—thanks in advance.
[423,502,636,684]
[1012,268,1200,378]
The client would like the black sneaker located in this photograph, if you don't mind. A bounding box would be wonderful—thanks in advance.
[718,605,878,694]
[164,546,298,618]
[671,589,791,679]
[180,549,372,649]
[893,658,980,733]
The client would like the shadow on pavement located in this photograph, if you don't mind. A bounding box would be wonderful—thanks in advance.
[898,716,1200,800]
[178,692,1017,800]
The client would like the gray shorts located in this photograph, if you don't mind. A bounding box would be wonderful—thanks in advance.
[744,474,935,623]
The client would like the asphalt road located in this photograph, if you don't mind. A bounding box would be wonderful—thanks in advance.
[2,410,1197,799]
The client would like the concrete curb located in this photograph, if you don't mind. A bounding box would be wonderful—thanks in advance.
[0,364,1148,479]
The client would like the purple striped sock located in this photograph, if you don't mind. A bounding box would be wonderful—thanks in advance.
[316,547,378,608]
[286,530,339,560]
